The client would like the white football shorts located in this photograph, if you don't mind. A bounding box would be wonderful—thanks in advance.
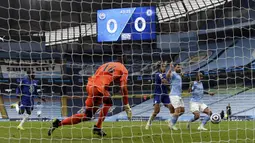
[189,101,208,113]
[169,95,184,108]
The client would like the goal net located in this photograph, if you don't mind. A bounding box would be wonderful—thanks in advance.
[0,0,254,142]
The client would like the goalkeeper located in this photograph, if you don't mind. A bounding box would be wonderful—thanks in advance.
[48,56,132,137]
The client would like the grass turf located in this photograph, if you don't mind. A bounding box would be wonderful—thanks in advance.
[0,121,254,143]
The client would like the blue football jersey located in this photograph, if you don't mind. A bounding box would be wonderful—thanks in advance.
[16,78,38,106]
[154,72,168,95]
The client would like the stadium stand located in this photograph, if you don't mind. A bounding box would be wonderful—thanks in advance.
[176,40,234,72]
[200,38,255,71]
[4,96,62,119]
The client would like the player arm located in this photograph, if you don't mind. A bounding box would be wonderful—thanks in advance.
[166,62,174,79]
[120,73,132,121]
[35,93,46,102]
[34,85,39,95]
[120,80,129,105]
[16,79,23,98]
[161,79,168,85]
[188,81,194,93]
[119,73,129,105]
[16,87,21,95]
[37,96,46,102]
[158,74,169,85]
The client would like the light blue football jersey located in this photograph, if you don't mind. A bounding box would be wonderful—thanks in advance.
[190,81,204,102]
[169,71,182,96]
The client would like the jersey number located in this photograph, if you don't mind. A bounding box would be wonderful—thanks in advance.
[103,64,116,73]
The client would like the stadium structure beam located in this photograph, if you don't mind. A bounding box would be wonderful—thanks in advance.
[180,0,189,31]
[76,0,83,52]
[159,0,226,24]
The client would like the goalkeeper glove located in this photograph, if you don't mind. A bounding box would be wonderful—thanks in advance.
[124,104,132,121]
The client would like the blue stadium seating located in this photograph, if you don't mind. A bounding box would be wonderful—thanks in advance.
[176,40,234,72]
[200,38,255,71]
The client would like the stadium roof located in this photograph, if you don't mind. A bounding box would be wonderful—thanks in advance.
[157,0,226,23]
[0,0,229,45]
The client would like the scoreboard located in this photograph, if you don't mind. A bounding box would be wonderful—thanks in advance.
[97,7,156,42]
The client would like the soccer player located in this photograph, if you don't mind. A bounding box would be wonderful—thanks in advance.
[48,56,132,136]
[145,61,174,130]
[220,110,225,120]
[187,72,215,130]
[167,63,184,130]
[15,71,39,130]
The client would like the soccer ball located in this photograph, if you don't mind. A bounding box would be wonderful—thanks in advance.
[210,113,221,124]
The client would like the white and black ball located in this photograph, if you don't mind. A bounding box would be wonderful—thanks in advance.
[210,113,221,124]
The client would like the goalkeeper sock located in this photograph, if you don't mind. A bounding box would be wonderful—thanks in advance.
[96,104,111,128]
[202,115,210,126]
[59,113,87,126]
[19,114,29,127]
[171,115,178,126]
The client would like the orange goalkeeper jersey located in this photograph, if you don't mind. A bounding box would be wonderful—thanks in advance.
[87,62,128,93]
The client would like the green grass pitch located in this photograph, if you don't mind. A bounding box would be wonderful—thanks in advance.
[0,121,254,143]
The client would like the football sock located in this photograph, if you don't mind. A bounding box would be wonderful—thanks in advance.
[148,113,156,124]
[202,115,210,126]
[19,113,29,127]
[59,113,87,126]
[96,104,111,128]
[171,115,178,126]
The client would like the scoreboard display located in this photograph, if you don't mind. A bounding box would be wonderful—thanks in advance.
[97,7,156,42]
